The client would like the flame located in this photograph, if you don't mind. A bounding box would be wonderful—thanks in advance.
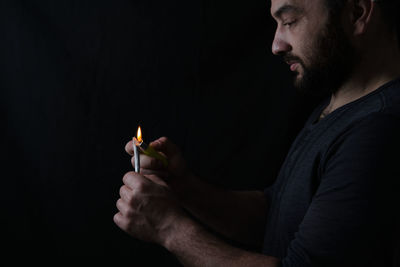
[137,126,143,143]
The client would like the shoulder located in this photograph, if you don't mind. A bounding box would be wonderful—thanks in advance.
[320,111,400,177]
[332,111,400,149]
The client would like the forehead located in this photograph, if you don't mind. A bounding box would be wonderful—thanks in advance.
[270,0,323,18]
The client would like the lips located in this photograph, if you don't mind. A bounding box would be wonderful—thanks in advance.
[286,61,299,72]
[290,62,299,71]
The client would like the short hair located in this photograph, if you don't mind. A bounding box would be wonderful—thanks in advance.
[324,0,400,41]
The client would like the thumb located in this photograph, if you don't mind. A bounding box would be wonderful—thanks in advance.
[149,137,180,158]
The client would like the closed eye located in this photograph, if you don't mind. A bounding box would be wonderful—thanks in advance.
[283,20,297,27]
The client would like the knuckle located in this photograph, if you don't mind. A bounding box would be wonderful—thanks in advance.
[116,198,122,208]
[125,141,135,156]
[123,171,135,184]
[120,185,134,203]
[116,198,125,210]
[125,141,130,152]
[113,213,122,225]
[119,185,126,196]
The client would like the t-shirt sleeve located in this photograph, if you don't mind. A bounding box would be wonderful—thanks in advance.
[281,115,400,267]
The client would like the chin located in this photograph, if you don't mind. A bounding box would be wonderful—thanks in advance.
[294,74,303,87]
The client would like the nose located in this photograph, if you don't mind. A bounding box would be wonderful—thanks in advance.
[271,30,292,56]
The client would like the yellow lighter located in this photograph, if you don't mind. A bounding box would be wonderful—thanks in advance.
[133,126,168,167]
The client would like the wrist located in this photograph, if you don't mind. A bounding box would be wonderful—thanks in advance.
[162,213,199,252]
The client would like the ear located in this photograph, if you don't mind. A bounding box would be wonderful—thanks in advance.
[350,0,375,35]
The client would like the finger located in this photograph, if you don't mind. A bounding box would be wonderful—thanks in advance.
[131,155,161,170]
[137,154,164,170]
[125,140,135,156]
[119,185,133,203]
[122,171,149,190]
[113,212,128,230]
[149,137,180,158]
[116,198,131,216]
[143,174,168,187]
[140,168,169,178]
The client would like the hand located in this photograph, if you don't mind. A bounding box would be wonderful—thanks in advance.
[113,171,183,245]
[125,137,191,186]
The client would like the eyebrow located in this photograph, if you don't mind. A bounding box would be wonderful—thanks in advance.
[273,4,303,19]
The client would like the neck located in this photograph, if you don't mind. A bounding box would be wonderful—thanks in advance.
[323,40,400,117]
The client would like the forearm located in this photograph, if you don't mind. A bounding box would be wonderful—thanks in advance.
[170,174,268,247]
[163,216,279,267]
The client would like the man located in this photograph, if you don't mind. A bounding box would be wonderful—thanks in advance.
[114,0,400,266]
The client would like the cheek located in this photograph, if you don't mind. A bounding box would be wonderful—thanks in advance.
[299,36,320,68]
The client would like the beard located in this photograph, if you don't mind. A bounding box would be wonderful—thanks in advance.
[284,15,357,96]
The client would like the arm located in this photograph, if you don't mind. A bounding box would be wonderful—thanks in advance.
[164,214,279,267]
[113,172,279,267]
[126,137,268,247]
[173,174,268,248]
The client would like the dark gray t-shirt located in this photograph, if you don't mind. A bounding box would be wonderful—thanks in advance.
[263,78,400,267]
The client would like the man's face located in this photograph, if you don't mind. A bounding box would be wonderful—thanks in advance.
[270,0,356,96]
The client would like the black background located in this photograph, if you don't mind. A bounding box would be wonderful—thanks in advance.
[1,0,320,265]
